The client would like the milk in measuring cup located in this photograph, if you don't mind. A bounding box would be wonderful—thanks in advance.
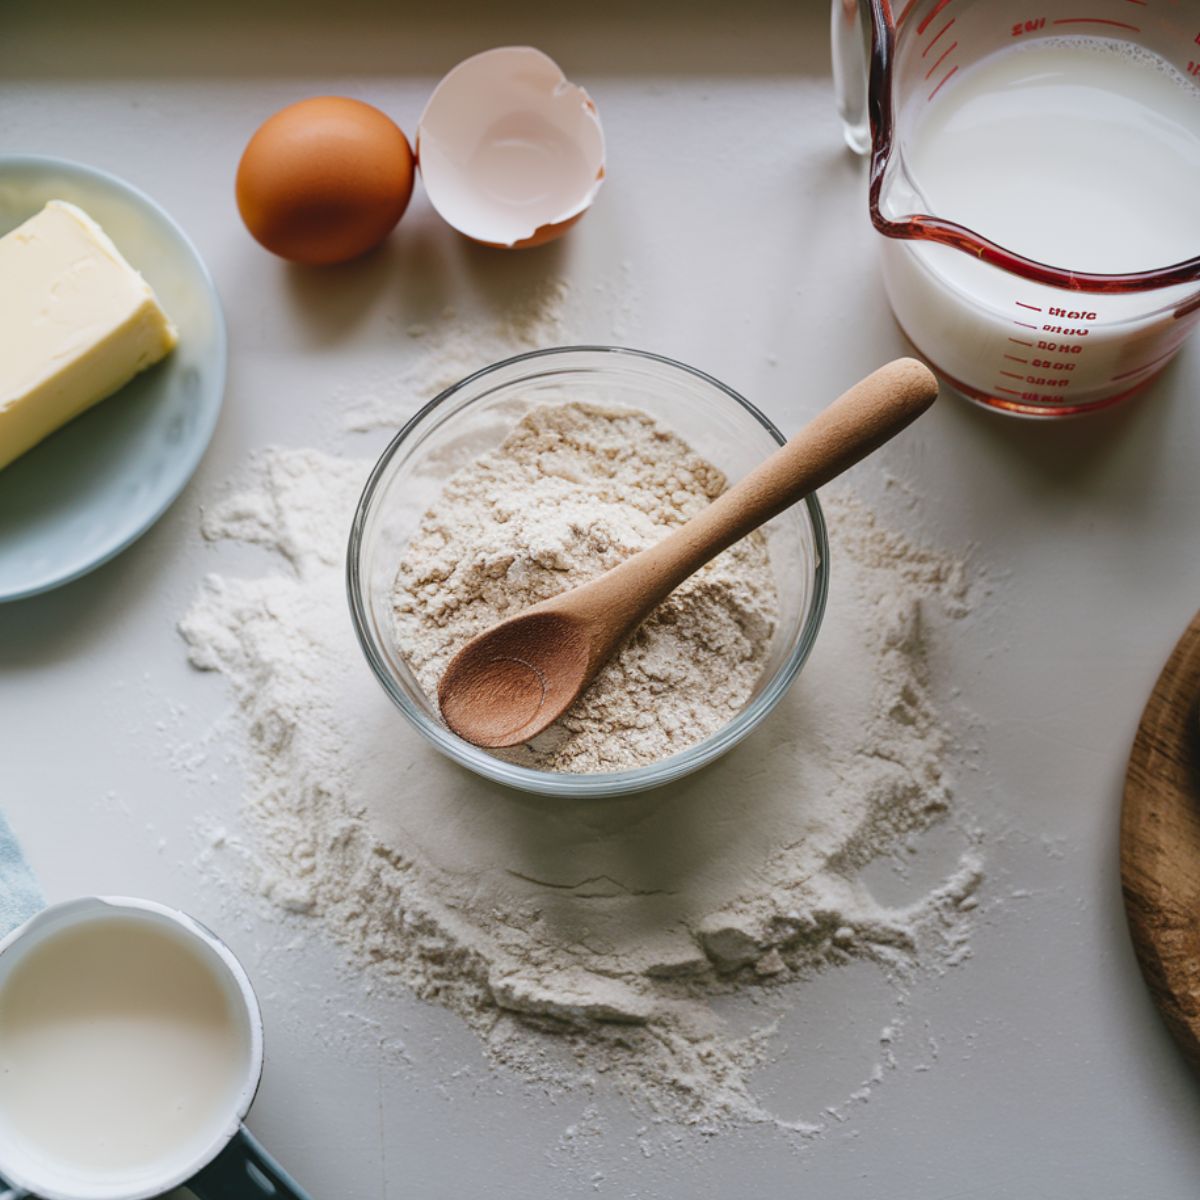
[883,37,1200,412]
[0,915,249,1177]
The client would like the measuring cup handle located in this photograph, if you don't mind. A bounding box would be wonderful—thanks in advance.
[189,1126,315,1200]
[830,0,871,154]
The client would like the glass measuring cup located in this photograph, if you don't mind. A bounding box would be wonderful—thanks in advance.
[832,0,1200,417]
[0,897,312,1200]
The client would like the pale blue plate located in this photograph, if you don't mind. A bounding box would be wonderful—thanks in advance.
[0,156,226,601]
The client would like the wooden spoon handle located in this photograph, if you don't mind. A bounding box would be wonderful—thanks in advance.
[568,358,938,645]
[693,356,937,547]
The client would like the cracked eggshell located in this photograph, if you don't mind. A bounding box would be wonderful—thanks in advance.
[416,46,606,249]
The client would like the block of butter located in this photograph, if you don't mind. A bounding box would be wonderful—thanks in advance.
[0,200,178,471]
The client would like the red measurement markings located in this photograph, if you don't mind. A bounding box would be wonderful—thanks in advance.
[995,386,1061,404]
[1124,0,1147,6]
[895,0,920,27]
[928,64,958,100]
[1188,61,1200,78]
[1008,336,1034,347]
[1110,344,1183,382]
[1014,320,1039,330]
[1015,301,1042,312]
[1051,17,1140,31]
[925,41,958,79]
[922,17,955,54]
[1004,354,1028,364]
[999,371,1025,380]
[917,0,954,36]
[1177,292,1200,320]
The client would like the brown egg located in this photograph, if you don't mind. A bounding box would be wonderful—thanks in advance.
[236,96,415,266]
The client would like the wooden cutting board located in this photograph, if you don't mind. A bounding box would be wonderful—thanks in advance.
[1121,610,1200,1069]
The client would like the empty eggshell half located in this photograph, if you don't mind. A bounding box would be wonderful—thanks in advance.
[417,46,606,249]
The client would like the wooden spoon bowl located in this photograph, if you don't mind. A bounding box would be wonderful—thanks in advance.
[439,612,590,747]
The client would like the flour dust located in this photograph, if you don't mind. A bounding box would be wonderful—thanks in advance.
[339,276,574,434]
[178,282,985,1133]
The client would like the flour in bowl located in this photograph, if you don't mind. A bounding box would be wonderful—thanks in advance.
[392,402,781,773]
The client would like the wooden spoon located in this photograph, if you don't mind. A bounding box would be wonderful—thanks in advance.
[438,357,938,749]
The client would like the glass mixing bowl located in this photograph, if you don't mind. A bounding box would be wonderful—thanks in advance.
[347,346,829,798]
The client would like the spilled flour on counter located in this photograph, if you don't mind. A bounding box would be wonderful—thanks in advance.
[393,402,779,773]
[339,276,576,434]
[180,425,983,1131]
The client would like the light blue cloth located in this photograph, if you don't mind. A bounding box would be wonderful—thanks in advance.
[0,811,42,936]
[0,815,42,1197]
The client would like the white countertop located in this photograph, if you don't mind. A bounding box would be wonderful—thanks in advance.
[5,3,1200,1197]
